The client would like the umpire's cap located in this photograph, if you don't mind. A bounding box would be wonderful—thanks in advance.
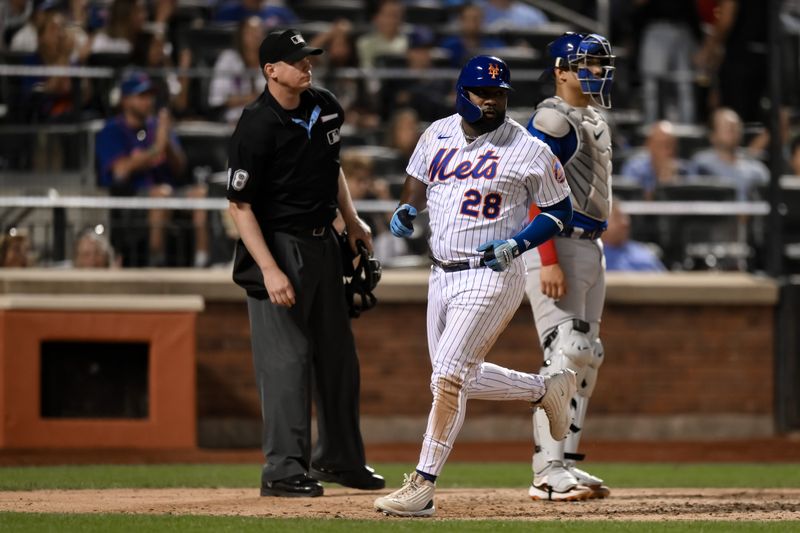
[259,29,323,68]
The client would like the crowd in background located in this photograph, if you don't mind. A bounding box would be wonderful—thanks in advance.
[1,0,800,272]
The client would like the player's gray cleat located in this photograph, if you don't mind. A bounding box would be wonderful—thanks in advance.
[534,369,577,440]
[567,463,610,499]
[374,472,435,517]
[529,462,593,501]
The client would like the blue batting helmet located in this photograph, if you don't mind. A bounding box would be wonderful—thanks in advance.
[456,55,512,123]
[547,32,615,108]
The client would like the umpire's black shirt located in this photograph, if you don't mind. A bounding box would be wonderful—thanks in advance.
[227,86,345,293]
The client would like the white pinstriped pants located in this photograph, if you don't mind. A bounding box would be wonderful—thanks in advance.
[416,261,547,476]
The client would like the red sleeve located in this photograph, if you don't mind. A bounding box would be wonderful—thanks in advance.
[528,203,559,266]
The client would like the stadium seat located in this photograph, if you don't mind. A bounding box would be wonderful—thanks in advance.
[293,0,368,24]
[654,180,744,270]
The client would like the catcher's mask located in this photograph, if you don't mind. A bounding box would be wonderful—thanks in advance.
[547,32,615,108]
[339,235,381,318]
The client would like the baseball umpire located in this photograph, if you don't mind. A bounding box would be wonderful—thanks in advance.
[522,32,615,501]
[226,28,384,497]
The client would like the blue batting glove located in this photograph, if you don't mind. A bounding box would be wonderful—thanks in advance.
[390,204,417,238]
[477,239,520,272]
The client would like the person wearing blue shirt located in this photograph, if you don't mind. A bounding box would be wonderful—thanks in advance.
[214,0,298,26]
[439,3,506,67]
[601,199,666,272]
[480,0,548,30]
[96,71,208,267]
[620,121,694,200]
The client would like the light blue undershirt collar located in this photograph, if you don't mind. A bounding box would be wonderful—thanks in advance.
[291,105,321,139]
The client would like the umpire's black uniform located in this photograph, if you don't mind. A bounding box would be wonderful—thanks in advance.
[226,29,381,497]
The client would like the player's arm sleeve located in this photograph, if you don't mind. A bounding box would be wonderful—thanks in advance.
[511,196,572,254]
[397,127,430,212]
[526,108,577,163]
[405,128,431,185]
[528,203,559,265]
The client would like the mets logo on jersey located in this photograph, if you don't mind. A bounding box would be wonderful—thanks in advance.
[428,148,499,181]
[488,63,500,79]
[552,157,566,183]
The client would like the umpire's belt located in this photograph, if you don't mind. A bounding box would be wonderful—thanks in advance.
[430,256,486,273]
[559,226,605,240]
[282,225,329,239]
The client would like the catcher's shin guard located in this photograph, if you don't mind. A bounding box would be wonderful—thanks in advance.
[533,320,596,480]
[565,323,604,457]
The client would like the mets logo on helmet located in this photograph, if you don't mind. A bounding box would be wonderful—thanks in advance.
[488,63,500,79]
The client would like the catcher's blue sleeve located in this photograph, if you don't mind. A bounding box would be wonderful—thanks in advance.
[510,196,572,253]
[527,118,578,162]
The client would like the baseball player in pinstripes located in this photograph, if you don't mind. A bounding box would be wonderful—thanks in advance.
[373,55,577,517]
[522,32,615,502]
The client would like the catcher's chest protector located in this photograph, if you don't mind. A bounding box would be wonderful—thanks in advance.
[537,97,612,222]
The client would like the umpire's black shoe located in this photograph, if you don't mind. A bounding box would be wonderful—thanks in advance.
[309,464,386,490]
[260,473,324,497]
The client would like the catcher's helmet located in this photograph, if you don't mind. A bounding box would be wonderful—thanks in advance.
[547,32,615,109]
[456,55,512,123]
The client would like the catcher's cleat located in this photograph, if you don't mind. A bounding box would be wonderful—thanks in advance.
[374,472,435,517]
[567,464,610,499]
[534,369,577,440]
[529,463,593,502]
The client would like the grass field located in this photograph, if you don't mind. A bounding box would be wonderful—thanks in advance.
[1,462,800,491]
[1,462,798,532]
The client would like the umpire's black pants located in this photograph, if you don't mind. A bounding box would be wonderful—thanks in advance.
[246,229,366,483]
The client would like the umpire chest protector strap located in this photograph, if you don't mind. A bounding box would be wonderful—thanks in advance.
[537,97,612,222]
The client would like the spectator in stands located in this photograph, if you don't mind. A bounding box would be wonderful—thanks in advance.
[96,71,209,267]
[208,16,265,123]
[632,0,703,125]
[72,228,118,268]
[791,135,800,177]
[339,149,409,261]
[20,9,88,123]
[213,0,298,28]
[382,27,451,122]
[602,198,666,272]
[384,107,422,161]
[10,0,90,61]
[90,0,146,54]
[0,230,33,267]
[311,19,380,133]
[691,108,769,201]
[1,0,32,50]
[356,0,408,69]
[620,121,695,200]
[131,29,191,116]
[695,0,768,124]
[479,0,548,31]
[9,0,58,52]
[439,3,505,68]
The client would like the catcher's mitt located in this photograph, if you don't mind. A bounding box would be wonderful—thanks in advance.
[338,232,381,318]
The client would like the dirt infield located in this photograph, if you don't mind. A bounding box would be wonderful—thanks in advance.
[1,488,799,521]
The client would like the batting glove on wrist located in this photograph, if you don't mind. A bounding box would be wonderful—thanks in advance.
[477,239,520,272]
[390,204,417,238]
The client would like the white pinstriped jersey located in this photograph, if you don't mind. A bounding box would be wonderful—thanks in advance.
[407,114,570,263]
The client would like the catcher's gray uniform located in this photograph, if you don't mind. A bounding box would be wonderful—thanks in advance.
[522,95,611,500]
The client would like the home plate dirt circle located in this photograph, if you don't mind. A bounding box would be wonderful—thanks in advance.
[1,488,799,521]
